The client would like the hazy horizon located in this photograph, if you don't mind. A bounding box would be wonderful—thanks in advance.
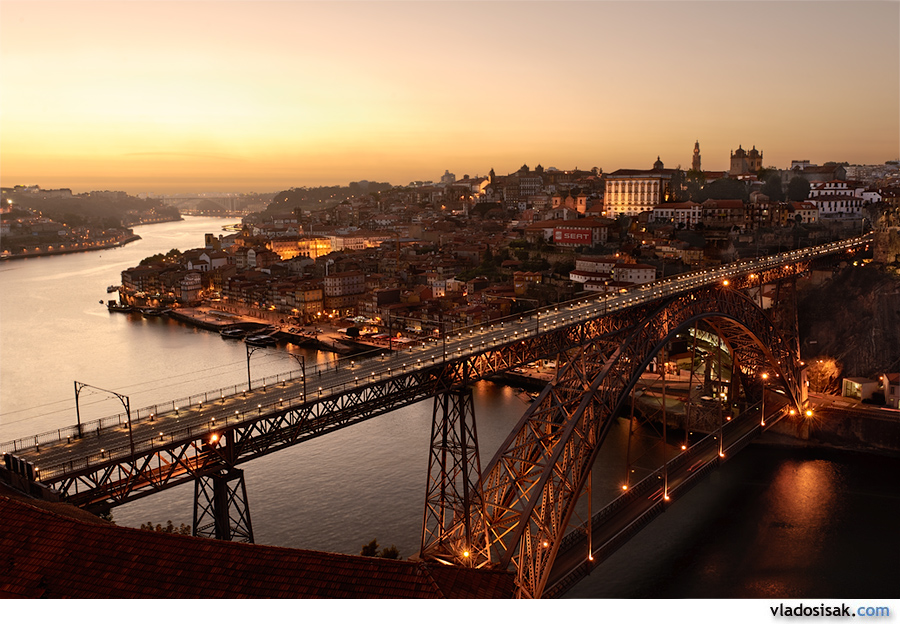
[2,1,898,195]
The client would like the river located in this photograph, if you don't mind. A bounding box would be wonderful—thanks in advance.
[0,217,897,598]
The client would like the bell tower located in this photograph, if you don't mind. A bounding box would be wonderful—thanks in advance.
[692,140,701,171]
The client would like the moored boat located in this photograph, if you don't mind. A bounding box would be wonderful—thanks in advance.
[107,300,134,313]
[244,334,277,347]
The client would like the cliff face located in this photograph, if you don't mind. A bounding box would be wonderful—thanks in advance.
[873,226,900,264]
[798,265,900,378]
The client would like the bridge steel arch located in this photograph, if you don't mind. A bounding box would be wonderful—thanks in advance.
[432,284,804,598]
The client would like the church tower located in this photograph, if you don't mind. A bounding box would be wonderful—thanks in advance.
[692,140,701,171]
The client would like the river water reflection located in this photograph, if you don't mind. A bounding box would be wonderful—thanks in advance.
[1,217,896,598]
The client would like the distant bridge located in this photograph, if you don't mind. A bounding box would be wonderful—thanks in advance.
[1,235,872,597]
[159,195,240,213]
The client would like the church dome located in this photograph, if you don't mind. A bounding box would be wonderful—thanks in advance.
[653,156,664,170]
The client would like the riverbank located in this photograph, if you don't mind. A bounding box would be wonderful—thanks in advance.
[499,367,900,457]
[763,402,900,455]
[167,306,382,356]
[1,234,142,261]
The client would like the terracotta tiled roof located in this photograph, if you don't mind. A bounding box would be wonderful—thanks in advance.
[0,495,514,599]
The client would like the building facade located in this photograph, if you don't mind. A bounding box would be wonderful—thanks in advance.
[730,145,763,176]
[603,159,676,218]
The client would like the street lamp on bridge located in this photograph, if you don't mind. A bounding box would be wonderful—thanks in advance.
[74,381,135,461]
[245,342,267,391]
[287,353,307,400]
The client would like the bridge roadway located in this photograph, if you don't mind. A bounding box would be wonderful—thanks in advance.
[1,235,869,507]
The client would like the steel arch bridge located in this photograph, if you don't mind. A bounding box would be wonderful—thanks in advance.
[1,236,871,598]
[422,284,805,598]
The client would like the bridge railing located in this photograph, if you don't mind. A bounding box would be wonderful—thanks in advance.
[0,367,311,455]
[26,388,320,482]
[1,235,870,457]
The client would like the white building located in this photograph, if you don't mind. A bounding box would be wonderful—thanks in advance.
[612,263,656,284]
[883,373,899,409]
[651,201,702,226]
[603,158,676,218]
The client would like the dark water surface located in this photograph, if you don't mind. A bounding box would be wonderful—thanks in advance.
[1,217,897,598]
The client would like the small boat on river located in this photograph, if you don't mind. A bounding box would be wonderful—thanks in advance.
[244,334,277,347]
[107,300,134,313]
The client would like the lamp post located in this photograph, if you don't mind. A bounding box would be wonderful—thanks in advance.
[289,353,307,400]
[246,343,265,391]
[74,382,134,460]
[761,372,769,426]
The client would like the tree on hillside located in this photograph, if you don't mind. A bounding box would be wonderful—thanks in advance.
[360,538,400,559]
[685,169,705,202]
[666,167,691,202]
[140,520,191,535]
[787,176,811,201]
[700,178,748,202]
[760,169,784,202]
[360,539,379,556]
[806,357,842,393]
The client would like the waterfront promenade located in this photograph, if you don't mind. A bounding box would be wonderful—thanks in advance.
[1,233,142,261]
[168,306,372,355]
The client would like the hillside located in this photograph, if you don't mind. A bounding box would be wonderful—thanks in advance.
[798,265,900,379]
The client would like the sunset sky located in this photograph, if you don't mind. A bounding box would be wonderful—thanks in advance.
[1,1,898,194]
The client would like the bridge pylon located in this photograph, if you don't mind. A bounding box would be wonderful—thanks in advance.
[420,386,488,567]
[192,466,254,543]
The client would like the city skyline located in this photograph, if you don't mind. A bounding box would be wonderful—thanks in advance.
[1,0,898,194]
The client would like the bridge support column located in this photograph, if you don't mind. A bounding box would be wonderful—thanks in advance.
[420,387,486,565]
[192,466,254,543]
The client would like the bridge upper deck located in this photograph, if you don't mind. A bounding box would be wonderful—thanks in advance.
[1,235,870,503]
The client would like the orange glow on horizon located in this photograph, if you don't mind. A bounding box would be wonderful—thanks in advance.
[1,1,897,194]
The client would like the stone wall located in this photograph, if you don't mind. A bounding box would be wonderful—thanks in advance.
[769,408,900,453]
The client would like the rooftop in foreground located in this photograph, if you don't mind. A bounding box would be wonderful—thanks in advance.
[0,488,514,599]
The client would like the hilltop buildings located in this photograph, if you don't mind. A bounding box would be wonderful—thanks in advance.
[96,147,897,337]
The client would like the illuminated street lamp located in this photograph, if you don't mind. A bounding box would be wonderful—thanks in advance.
[74,382,134,461]
[761,372,769,426]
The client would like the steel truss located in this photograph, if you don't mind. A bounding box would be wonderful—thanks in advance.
[193,466,254,542]
[421,386,487,565]
[37,313,633,510]
[15,242,854,519]
[426,285,804,598]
